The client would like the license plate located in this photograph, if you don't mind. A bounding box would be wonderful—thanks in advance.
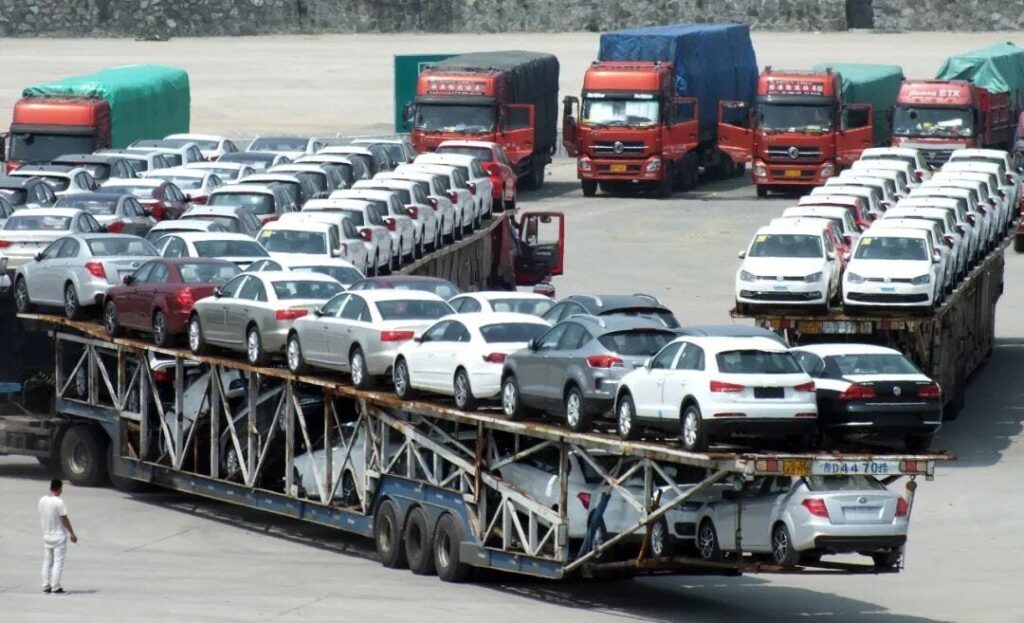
[783,460,811,477]
[843,507,882,521]
[754,387,784,399]
[609,164,627,173]
[784,169,802,178]
[881,286,896,292]
[773,285,788,291]
[812,460,900,476]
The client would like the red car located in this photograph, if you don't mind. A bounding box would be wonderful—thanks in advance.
[103,258,239,346]
[100,179,192,220]
[436,140,517,211]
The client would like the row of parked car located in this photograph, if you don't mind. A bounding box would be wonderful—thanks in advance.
[735,147,1020,313]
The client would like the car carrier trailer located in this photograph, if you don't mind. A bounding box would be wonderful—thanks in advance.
[0,314,947,582]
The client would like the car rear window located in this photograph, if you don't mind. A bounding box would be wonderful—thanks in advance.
[295,265,363,287]
[716,350,802,374]
[375,187,410,203]
[804,476,885,491]
[194,240,269,258]
[488,298,554,315]
[272,279,343,300]
[209,192,275,215]
[58,197,119,215]
[178,262,239,284]
[87,237,156,256]
[4,215,71,231]
[607,307,680,329]
[598,330,675,356]
[437,146,492,162]
[155,176,203,190]
[258,229,327,254]
[251,138,306,151]
[828,354,920,376]
[0,189,28,204]
[388,280,460,300]
[31,175,71,192]
[109,185,159,200]
[480,323,549,344]
[375,299,453,321]
[182,215,241,233]
[335,209,364,226]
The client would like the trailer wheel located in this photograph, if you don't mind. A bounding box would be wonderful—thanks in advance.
[434,513,472,582]
[1014,235,1024,253]
[60,425,108,487]
[756,185,768,198]
[581,180,597,197]
[404,506,436,576]
[531,161,545,190]
[374,499,408,569]
[106,443,147,493]
[656,164,673,198]
[649,518,674,558]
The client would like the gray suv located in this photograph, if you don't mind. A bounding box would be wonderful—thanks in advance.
[500,315,677,432]
[542,294,681,330]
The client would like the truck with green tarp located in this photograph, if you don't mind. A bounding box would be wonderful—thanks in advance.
[892,43,1024,166]
[811,63,904,146]
[5,65,190,169]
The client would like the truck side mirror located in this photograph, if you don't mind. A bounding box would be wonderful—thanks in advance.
[402,102,415,128]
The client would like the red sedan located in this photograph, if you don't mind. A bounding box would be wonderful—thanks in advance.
[436,140,518,211]
[103,258,239,346]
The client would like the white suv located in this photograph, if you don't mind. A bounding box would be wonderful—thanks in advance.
[843,227,943,311]
[735,222,841,313]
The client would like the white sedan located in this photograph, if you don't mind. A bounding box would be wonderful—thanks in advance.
[143,168,224,204]
[0,208,105,270]
[164,133,241,161]
[448,291,555,316]
[11,166,98,197]
[414,152,494,220]
[392,312,550,410]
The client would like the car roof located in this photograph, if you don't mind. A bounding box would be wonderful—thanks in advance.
[211,184,274,195]
[900,196,962,206]
[755,221,827,235]
[770,217,834,231]
[57,192,124,202]
[244,173,300,183]
[792,343,902,357]
[886,206,949,217]
[146,167,208,178]
[170,232,259,242]
[14,167,74,177]
[296,155,354,165]
[271,164,328,174]
[186,161,248,170]
[151,220,220,231]
[784,205,849,216]
[442,312,549,328]
[71,232,147,241]
[351,289,446,302]
[852,159,909,169]
[561,293,666,310]
[319,146,373,156]
[160,257,237,266]
[303,198,373,210]
[677,324,789,345]
[253,135,312,141]
[672,335,791,353]
[353,138,408,145]
[54,153,122,164]
[862,226,928,239]
[359,276,453,287]
[261,220,331,232]
[418,153,474,164]
[166,133,224,141]
[457,291,551,302]
[0,176,38,188]
[563,314,671,333]
[182,205,244,216]
[943,160,1000,171]
[103,178,164,187]
[438,140,497,149]
[862,147,920,158]
[249,270,338,284]
[799,194,860,206]
[9,207,83,217]
[337,188,396,199]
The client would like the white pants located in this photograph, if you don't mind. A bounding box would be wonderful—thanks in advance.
[42,536,67,590]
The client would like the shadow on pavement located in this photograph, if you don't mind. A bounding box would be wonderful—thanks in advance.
[0,460,53,482]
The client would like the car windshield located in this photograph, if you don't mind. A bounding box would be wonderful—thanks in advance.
[717,350,801,374]
[178,262,239,284]
[154,175,203,190]
[108,185,159,200]
[894,107,973,138]
[182,215,241,232]
[57,197,119,215]
[748,234,823,258]
[272,279,343,300]
[193,240,268,258]
[0,189,28,204]
[804,475,885,491]
[250,138,307,151]
[480,322,549,344]
[4,215,71,230]
[759,103,834,133]
[382,144,406,163]
[375,299,453,321]
[258,230,327,254]
[415,104,495,133]
[165,138,219,150]
[295,265,363,286]
[488,298,554,315]
[87,237,156,256]
[829,353,921,376]
[598,330,676,356]
[388,281,460,299]
[24,175,70,192]
[9,132,93,162]
[437,146,492,162]
[582,97,660,127]
[854,236,929,261]
[209,192,275,215]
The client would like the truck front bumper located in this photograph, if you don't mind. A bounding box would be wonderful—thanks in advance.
[578,156,663,182]
[753,160,835,187]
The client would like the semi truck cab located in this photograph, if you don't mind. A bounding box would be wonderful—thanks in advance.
[6,98,111,171]
[892,81,995,167]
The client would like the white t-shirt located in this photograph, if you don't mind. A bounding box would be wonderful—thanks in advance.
[38,495,68,542]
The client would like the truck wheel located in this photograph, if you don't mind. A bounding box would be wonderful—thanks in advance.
[404,506,436,575]
[1014,235,1024,253]
[756,185,769,198]
[60,425,108,487]
[581,180,597,197]
[656,165,673,198]
[374,499,408,569]
[434,513,472,582]
[649,518,674,558]
[733,162,746,177]
[697,519,722,562]
[106,443,147,493]
[680,156,699,191]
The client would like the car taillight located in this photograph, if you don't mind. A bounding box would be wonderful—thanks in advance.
[385,218,397,232]
[577,491,591,510]
[106,220,125,233]
[84,261,106,279]
[190,195,208,205]
[838,384,877,400]
[428,197,439,210]
[710,380,745,393]
[917,383,941,399]
[895,497,909,517]
[0,240,11,248]
[175,288,195,307]
[360,229,373,241]
[801,498,830,518]
[794,381,816,392]
[916,170,925,182]
[262,215,280,224]
[466,182,477,195]
[447,191,458,203]
[406,205,418,220]
[5,160,20,173]
[586,354,623,368]
[152,369,174,384]
[150,204,165,220]
[482,352,507,363]
[276,308,309,320]
[381,330,415,342]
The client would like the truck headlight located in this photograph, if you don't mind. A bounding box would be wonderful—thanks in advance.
[753,163,767,177]
[739,270,756,282]
[646,158,661,172]
[579,159,592,172]
[846,272,865,284]
[821,163,835,177]
[804,271,823,283]
[911,274,931,284]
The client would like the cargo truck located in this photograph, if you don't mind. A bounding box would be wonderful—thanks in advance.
[562,23,758,197]
[893,43,1024,168]
[405,51,559,190]
[4,65,190,171]
[719,64,903,197]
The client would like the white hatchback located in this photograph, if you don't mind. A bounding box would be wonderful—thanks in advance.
[843,227,943,311]
[735,222,841,313]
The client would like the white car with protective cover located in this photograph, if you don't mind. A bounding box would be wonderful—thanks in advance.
[414,152,494,220]
[843,227,944,311]
[735,222,841,313]
[300,198,394,275]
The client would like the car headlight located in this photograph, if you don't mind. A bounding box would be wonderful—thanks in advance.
[740,270,756,282]
[579,159,592,172]
[911,274,931,284]
[846,272,865,284]
[753,163,767,177]
[804,271,823,283]
[820,163,835,177]
[646,158,662,172]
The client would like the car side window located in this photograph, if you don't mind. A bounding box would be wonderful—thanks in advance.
[557,323,588,350]
[443,322,471,343]
[86,214,102,231]
[421,321,450,343]
[328,227,340,252]
[41,239,65,260]
[237,277,264,301]
[342,219,358,239]
[162,237,187,258]
[651,342,682,369]
[536,325,568,352]
[795,352,826,378]
[132,262,156,283]
[452,297,481,313]
[320,294,347,317]
[340,295,368,321]
[471,161,486,178]
[675,344,705,371]
[149,263,170,283]
[220,275,247,298]
[367,206,384,226]
[58,238,80,258]
[822,232,835,254]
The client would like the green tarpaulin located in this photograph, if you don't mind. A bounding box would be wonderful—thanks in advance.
[813,63,904,144]
[935,43,1024,96]
[22,65,190,148]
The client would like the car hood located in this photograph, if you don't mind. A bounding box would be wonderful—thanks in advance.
[846,259,931,279]
[741,256,827,277]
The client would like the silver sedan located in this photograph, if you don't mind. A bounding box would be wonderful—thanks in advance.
[14,233,158,319]
[55,192,157,236]
[187,271,345,366]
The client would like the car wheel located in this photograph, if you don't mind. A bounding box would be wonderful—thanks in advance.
[697,519,722,562]
[350,346,371,389]
[246,325,265,366]
[14,277,33,313]
[103,300,122,337]
[434,225,443,250]
[404,506,436,576]
[63,283,83,320]
[370,252,379,277]
[373,499,407,569]
[286,333,308,374]
[434,513,472,583]
[501,375,527,421]
[391,249,400,272]
[681,404,708,451]
[453,368,477,411]
[188,315,207,355]
[871,549,901,570]
[152,310,170,347]
[415,235,424,259]
[649,518,673,558]
[771,523,800,567]
[393,357,415,399]
[564,386,593,432]
[616,393,640,441]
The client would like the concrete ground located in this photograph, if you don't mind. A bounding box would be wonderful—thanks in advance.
[2,31,1024,623]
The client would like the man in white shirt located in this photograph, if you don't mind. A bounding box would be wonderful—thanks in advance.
[39,478,78,594]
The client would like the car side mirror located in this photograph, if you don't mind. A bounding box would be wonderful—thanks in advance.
[956,225,966,235]
[932,250,942,263]
[331,247,342,258]
[826,251,836,261]
[527,338,537,350]
[185,194,193,202]
[98,225,109,233]
[313,307,323,317]
[413,335,423,343]
[644,357,653,370]
[122,274,135,285]
[34,252,44,262]
[737,250,746,259]
[843,234,853,246]
[944,234,955,248]
[213,287,222,298]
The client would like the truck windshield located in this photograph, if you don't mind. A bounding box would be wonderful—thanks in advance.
[748,234,823,258]
[415,104,495,133]
[894,107,973,137]
[10,133,94,163]
[582,98,659,127]
[854,236,929,261]
[758,103,834,132]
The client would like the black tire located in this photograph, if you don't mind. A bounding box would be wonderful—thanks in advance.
[434,513,472,582]
[501,374,528,421]
[697,519,722,562]
[152,309,171,347]
[106,443,147,493]
[374,499,408,569]
[531,161,545,190]
[404,506,436,576]
[63,283,83,320]
[187,314,207,355]
[393,357,415,399]
[681,403,708,452]
[905,434,933,452]
[616,393,640,441]
[581,180,597,197]
[649,518,674,558]
[656,166,673,198]
[771,523,800,567]
[286,333,308,375]
[756,185,769,198]
[391,248,401,271]
[350,346,371,389]
[36,455,59,476]
[370,252,379,277]
[245,324,265,366]
[14,277,34,313]
[564,385,593,432]
[60,425,108,487]
[414,234,424,259]
[103,299,122,337]
[871,549,901,570]
[453,368,477,411]
[1014,235,1024,253]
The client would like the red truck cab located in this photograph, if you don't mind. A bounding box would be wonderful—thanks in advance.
[6,98,111,172]
[562,61,699,196]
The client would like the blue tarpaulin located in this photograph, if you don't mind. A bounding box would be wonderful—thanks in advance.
[599,24,759,140]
